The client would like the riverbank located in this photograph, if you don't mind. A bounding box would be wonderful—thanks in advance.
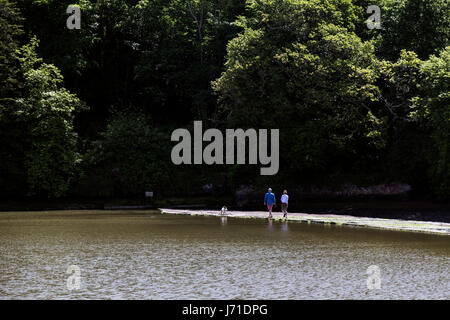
[159,208,450,236]
[0,198,448,223]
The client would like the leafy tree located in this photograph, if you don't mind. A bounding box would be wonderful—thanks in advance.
[0,0,25,196]
[13,0,140,136]
[0,0,23,98]
[213,0,384,182]
[373,51,431,191]
[85,111,172,197]
[412,47,450,198]
[378,0,450,60]
[14,0,245,129]
[10,38,84,197]
[2,0,449,200]
[130,0,245,123]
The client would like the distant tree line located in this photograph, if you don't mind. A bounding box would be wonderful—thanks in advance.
[0,0,449,200]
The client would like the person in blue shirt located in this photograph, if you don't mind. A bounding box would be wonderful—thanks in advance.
[264,188,276,218]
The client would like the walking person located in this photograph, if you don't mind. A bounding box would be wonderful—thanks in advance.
[264,188,276,219]
[281,190,289,219]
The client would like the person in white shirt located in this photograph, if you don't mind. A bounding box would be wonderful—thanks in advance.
[281,190,289,218]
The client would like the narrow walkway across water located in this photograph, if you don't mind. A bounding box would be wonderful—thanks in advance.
[159,208,450,236]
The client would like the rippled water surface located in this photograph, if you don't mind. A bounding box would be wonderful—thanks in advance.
[0,210,449,299]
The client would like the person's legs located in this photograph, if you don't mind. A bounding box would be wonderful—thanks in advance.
[282,203,287,218]
[267,204,273,218]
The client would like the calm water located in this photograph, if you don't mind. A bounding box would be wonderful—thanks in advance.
[0,210,448,299]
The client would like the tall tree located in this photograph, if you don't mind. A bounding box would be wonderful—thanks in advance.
[0,0,22,98]
[378,0,450,60]
[0,0,26,196]
[412,47,450,198]
[213,0,384,182]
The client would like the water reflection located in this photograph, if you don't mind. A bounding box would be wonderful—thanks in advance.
[281,221,289,233]
[220,216,227,226]
[267,219,273,231]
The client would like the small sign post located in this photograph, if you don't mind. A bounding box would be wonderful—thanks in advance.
[145,191,154,205]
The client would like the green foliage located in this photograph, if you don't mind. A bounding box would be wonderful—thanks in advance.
[378,50,423,119]
[412,47,450,198]
[11,38,84,197]
[0,0,26,195]
[129,0,245,122]
[0,0,23,98]
[1,0,449,200]
[378,0,450,59]
[213,0,385,181]
[85,111,172,197]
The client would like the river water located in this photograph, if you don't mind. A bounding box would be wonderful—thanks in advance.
[0,210,448,299]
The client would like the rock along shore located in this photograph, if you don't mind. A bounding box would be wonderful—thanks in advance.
[159,208,450,236]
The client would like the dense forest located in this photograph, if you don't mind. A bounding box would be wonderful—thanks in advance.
[0,0,449,202]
